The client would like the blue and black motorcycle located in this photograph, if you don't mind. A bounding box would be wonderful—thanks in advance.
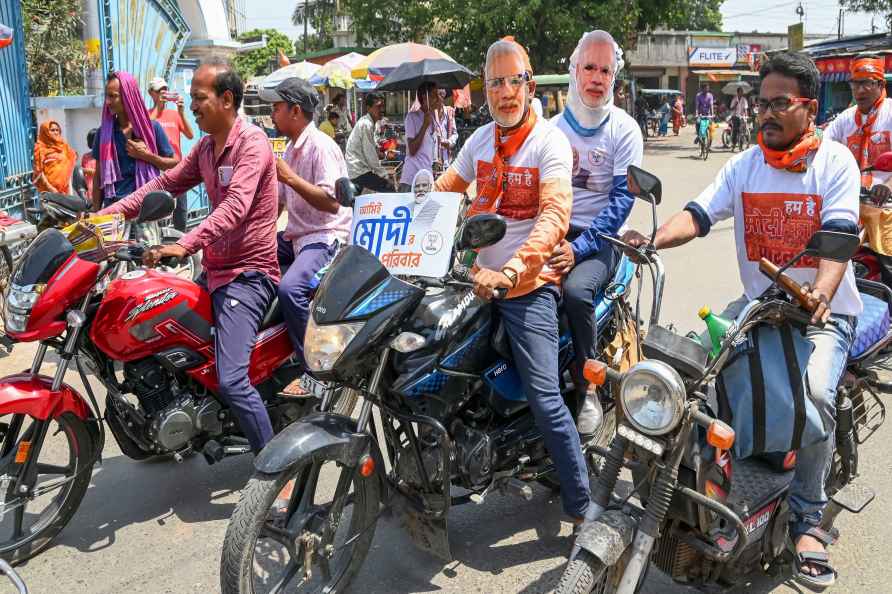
[220,179,662,594]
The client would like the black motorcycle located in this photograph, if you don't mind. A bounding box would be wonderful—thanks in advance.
[219,181,658,593]
[556,166,889,593]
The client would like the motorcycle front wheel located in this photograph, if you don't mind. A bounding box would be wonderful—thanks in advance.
[221,455,380,594]
[0,412,95,564]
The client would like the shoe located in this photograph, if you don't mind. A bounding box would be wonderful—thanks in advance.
[576,393,603,441]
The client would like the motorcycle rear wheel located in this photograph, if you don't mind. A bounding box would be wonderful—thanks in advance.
[221,456,380,594]
[0,412,95,564]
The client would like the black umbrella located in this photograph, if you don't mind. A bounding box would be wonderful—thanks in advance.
[376,58,474,91]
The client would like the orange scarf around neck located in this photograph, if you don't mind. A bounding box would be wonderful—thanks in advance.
[467,109,538,216]
[757,125,822,173]
[854,89,888,173]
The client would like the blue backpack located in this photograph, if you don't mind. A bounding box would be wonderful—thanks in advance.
[715,322,828,459]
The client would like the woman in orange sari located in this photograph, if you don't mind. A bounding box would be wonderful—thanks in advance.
[33,120,77,194]
[671,95,684,135]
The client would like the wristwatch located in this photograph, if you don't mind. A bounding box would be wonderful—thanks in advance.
[501,268,518,288]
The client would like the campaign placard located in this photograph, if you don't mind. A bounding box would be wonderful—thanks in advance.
[350,191,462,278]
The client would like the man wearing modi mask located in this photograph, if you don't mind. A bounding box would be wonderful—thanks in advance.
[434,37,596,527]
[550,30,643,442]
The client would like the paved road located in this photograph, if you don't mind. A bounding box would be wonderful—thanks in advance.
[12,127,892,593]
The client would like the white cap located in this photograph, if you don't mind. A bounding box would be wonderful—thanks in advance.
[148,77,168,92]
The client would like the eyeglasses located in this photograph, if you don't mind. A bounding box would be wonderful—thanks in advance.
[755,96,813,114]
[485,72,530,90]
[849,80,882,90]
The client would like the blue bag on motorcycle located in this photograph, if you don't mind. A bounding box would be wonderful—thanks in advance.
[715,323,828,459]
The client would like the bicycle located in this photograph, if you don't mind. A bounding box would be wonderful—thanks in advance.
[696,115,713,160]
[730,114,751,152]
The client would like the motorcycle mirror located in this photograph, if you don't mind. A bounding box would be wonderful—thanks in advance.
[867,152,892,173]
[71,166,88,201]
[803,230,860,263]
[627,165,662,205]
[455,214,507,251]
[335,177,356,208]
[137,191,175,223]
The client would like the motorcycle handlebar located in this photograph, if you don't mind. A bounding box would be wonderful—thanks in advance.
[758,258,819,314]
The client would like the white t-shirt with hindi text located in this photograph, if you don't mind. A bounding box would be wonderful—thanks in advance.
[451,118,573,272]
[691,140,863,317]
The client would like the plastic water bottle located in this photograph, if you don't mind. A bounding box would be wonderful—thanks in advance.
[699,306,732,357]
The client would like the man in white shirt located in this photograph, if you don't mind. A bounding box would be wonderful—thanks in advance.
[399,82,446,191]
[345,93,393,193]
[825,53,892,201]
[549,30,643,439]
[434,36,594,529]
[729,87,749,151]
[625,51,860,590]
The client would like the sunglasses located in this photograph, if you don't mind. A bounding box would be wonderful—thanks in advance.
[485,72,531,90]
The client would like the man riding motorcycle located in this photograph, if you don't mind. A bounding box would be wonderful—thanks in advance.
[550,30,643,440]
[101,57,281,454]
[623,51,862,590]
[434,37,594,525]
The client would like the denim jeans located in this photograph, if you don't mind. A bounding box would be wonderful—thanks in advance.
[496,285,591,518]
[716,295,855,531]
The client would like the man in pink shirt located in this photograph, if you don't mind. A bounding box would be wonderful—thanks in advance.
[101,58,280,454]
[261,78,351,382]
[148,77,195,231]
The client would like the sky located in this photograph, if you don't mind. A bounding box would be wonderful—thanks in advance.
[243,1,887,43]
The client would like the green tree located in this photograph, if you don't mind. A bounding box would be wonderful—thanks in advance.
[292,0,337,53]
[840,1,892,30]
[21,0,93,96]
[342,0,435,45]
[339,0,722,73]
[232,28,295,79]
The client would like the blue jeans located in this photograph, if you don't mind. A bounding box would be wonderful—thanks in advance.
[208,272,277,453]
[718,295,855,531]
[496,285,591,518]
[277,232,338,370]
[563,241,618,372]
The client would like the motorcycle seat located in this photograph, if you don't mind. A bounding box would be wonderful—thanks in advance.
[42,192,90,213]
[259,297,284,331]
[850,291,891,358]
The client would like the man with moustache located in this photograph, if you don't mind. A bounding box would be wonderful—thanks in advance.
[624,52,861,590]
[101,57,281,455]
[434,37,595,529]
[825,53,892,198]
[550,30,643,441]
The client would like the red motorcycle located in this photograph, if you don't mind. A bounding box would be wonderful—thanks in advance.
[854,152,892,285]
[0,192,345,563]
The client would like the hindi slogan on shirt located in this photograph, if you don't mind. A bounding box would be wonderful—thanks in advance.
[742,192,823,268]
[350,191,462,277]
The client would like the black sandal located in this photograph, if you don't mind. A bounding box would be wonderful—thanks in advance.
[788,525,838,591]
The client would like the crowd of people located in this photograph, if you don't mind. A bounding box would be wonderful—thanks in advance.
[29,26,892,586]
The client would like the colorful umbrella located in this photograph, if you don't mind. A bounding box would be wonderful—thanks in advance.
[0,23,12,49]
[262,61,321,88]
[351,42,455,79]
[309,53,367,88]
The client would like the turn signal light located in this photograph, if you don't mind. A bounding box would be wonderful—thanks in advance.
[706,420,735,450]
[583,360,608,386]
[359,454,375,477]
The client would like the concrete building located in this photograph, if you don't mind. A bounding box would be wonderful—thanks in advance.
[626,30,829,112]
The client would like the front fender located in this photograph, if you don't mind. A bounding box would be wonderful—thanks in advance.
[254,412,371,474]
[0,373,90,420]
[574,509,636,566]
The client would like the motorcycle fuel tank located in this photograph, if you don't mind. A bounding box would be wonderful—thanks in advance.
[90,269,213,362]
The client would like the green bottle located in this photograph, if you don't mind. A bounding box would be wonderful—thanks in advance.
[699,306,732,357]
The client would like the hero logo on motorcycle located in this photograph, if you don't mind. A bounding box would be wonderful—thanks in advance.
[125,288,178,322]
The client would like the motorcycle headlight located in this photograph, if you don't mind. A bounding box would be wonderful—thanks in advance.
[304,316,365,372]
[4,284,42,334]
[619,360,685,436]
